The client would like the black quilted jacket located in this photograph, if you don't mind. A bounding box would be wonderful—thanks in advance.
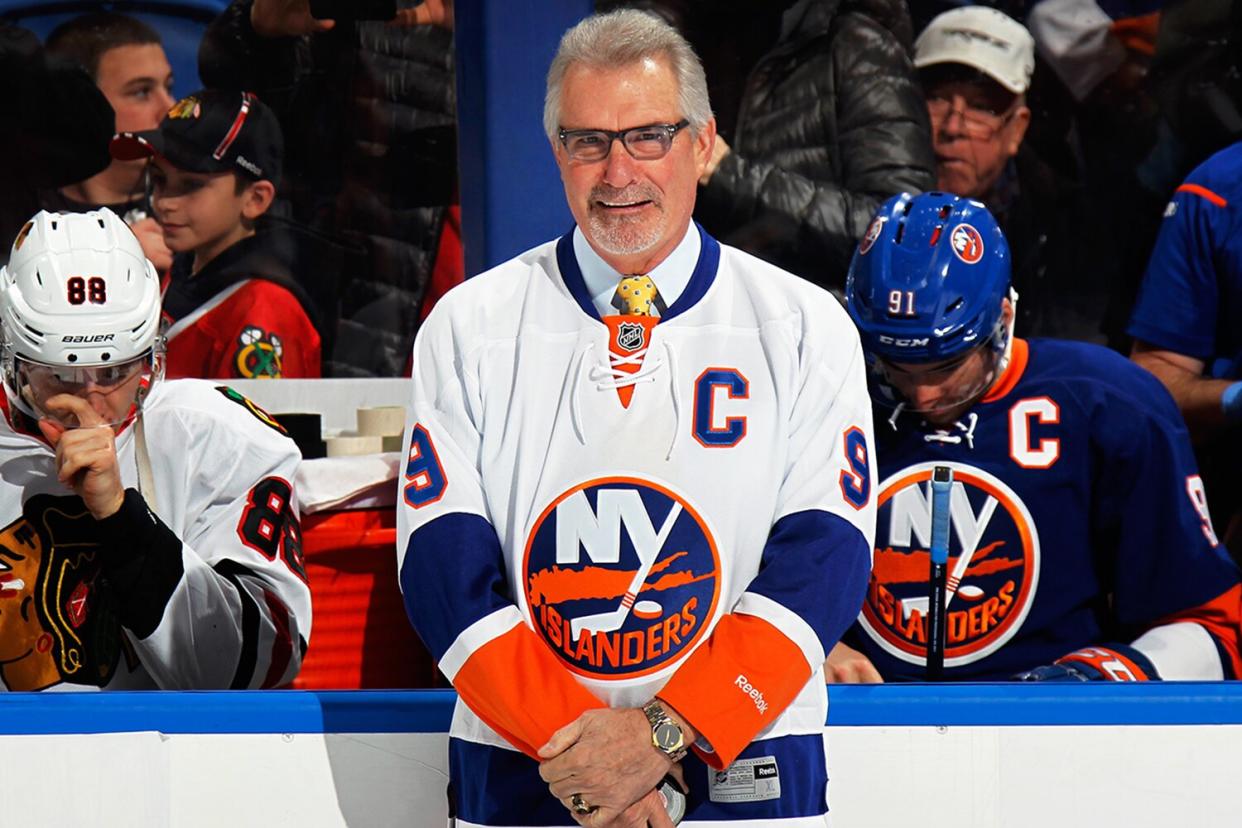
[694,0,936,293]
[200,1,456,377]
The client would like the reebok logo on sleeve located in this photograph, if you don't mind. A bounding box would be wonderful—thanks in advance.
[734,674,769,715]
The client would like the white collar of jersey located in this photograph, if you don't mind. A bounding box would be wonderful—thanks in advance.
[572,223,700,319]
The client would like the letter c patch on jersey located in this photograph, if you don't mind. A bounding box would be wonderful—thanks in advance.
[859,462,1041,668]
[693,368,748,447]
[522,478,721,679]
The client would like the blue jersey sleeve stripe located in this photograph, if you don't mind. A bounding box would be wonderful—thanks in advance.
[747,510,871,655]
[399,513,513,663]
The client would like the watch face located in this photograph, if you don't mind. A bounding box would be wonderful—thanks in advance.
[655,722,683,751]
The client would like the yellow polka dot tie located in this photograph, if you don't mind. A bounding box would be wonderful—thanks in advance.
[611,274,666,317]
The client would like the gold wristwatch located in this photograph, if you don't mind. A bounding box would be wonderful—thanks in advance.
[642,699,688,762]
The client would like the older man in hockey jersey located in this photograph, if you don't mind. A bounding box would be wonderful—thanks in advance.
[397,9,875,826]
[0,208,310,692]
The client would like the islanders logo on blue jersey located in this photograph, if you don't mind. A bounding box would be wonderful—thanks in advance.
[859,462,1040,667]
[522,478,721,679]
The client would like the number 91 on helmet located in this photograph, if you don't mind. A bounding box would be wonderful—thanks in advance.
[0,209,164,430]
[845,191,1014,424]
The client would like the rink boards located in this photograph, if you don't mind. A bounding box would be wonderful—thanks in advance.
[2,684,1238,827]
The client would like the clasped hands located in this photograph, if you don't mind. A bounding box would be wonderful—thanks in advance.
[538,707,687,827]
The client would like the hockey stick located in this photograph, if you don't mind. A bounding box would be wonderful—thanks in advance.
[926,466,952,681]
[570,502,683,641]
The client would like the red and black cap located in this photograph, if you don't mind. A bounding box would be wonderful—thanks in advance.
[110,89,282,184]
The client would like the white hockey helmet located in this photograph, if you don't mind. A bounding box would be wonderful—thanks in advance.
[0,209,164,427]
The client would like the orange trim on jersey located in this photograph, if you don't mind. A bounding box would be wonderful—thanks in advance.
[603,316,659,408]
[1154,583,1242,678]
[452,621,605,759]
[1058,646,1150,681]
[1109,13,1159,56]
[657,613,810,769]
[981,338,1029,404]
[1176,184,1228,209]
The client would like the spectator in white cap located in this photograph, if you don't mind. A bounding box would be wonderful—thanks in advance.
[914,5,1035,202]
[913,6,1110,345]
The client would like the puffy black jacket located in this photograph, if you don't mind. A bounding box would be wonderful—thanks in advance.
[695,0,936,293]
[200,1,457,377]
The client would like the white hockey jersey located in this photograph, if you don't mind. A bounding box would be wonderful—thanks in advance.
[397,226,876,825]
[0,379,311,691]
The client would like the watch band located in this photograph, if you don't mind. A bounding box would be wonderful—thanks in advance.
[642,700,688,762]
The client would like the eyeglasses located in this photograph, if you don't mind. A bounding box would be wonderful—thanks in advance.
[926,95,1017,140]
[558,119,690,162]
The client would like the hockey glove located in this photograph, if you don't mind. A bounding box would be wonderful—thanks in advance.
[1012,644,1159,681]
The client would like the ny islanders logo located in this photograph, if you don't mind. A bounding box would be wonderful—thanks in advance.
[950,223,985,264]
[523,478,721,678]
[858,215,886,255]
[859,462,1040,667]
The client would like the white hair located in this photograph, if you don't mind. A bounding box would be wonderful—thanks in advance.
[544,9,713,141]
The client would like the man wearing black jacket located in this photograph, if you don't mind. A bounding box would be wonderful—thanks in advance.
[0,24,114,261]
[688,0,937,295]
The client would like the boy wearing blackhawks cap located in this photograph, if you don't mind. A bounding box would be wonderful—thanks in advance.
[111,89,321,379]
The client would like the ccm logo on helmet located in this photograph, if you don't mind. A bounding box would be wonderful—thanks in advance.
[61,335,115,344]
[878,335,930,347]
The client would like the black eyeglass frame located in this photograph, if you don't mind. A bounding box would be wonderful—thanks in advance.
[557,119,692,162]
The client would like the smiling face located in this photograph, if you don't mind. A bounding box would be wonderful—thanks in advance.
[553,56,715,274]
[149,158,270,270]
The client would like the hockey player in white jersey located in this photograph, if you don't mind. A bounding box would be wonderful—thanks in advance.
[0,209,310,691]
[397,10,875,826]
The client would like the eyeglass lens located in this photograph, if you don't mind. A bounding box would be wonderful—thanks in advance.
[561,121,687,162]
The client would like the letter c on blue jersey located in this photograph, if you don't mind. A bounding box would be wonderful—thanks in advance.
[693,368,749,447]
[404,424,448,508]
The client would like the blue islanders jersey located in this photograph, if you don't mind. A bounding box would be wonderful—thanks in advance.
[1128,141,1242,376]
[848,338,1242,681]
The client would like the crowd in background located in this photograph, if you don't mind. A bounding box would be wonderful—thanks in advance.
[3,2,1242,585]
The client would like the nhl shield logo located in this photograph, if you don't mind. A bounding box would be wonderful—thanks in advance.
[523,477,721,679]
[617,322,645,352]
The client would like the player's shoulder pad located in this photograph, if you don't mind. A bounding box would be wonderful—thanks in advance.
[143,379,299,451]
[717,242,857,341]
[1180,142,1242,207]
[1024,338,1185,425]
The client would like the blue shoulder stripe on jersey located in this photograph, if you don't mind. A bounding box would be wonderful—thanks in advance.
[450,732,827,822]
[555,222,721,322]
[748,509,871,655]
[400,513,512,663]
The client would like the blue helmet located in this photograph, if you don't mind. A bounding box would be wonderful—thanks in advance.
[845,192,1011,365]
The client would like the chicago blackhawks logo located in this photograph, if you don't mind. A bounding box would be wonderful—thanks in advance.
[0,495,133,691]
[859,462,1040,667]
[167,96,201,120]
[523,478,721,679]
[950,223,985,264]
[235,327,284,378]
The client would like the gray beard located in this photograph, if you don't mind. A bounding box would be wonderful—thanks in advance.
[586,211,664,256]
